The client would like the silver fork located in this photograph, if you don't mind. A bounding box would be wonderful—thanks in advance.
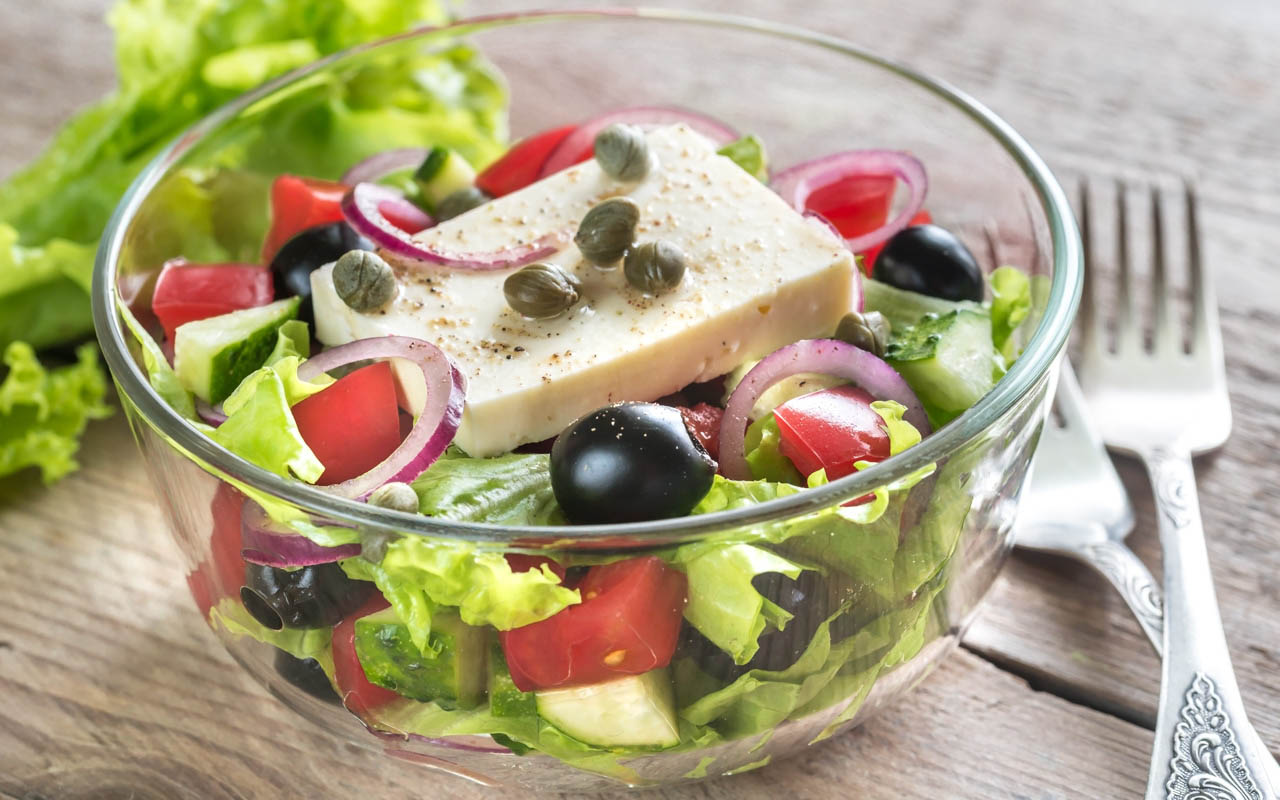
[1014,358,1163,654]
[1076,180,1277,800]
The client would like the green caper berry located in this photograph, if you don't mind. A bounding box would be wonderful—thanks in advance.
[594,123,652,182]
[333,250,396,312]
[358,528,400,564]
[435,186,491,221]
[504,262,582,319]
[368,481,419,513]
[624,240,687,294]
[834,310,891,357]
[574,197,640,265]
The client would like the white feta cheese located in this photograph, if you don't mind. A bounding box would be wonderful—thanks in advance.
[313,124,854,456]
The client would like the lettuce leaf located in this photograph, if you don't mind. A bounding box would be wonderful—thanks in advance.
[0,342,112,482]
[989,265,1032,360]
[411,450,565,525]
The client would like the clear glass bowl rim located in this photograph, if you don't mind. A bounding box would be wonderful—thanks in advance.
[91,7,1082,546]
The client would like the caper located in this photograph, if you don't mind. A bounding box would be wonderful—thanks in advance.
[504,262,583,319]
[624,240,687,294]
[574,197,639,265]
[333,250,397,312]
[368,482,419,513]
[594,123,652,182]
[834,310,891,357]
[358,528,400,565]
[435,186,491,222]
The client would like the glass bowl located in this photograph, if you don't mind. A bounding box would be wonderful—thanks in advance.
[92,8,1080,793]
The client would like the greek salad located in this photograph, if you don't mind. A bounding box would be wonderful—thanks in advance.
[121,106,1036,778]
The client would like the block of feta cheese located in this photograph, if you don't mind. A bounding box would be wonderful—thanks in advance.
[312,124,855,457]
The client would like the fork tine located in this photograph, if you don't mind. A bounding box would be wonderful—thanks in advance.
[1150,186,1181,355]
[1186,182,1223,359]
[1076,179,1106,363]
[1113,180,1142,354]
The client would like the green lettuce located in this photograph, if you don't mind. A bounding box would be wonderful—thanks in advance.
[989,265,1032,360]
[0,342,112,483]
[411,450,565,525]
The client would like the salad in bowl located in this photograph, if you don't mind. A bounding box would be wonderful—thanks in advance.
[93,10,1079,792]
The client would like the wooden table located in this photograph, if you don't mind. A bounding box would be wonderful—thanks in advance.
[3,0,1278,797]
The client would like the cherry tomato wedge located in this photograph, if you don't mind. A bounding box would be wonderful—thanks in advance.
[378,199,433,234]
[187,482,248,617]
[332,594,401,716]
[499,556,687,692]
[475,124,576,198]
[262,175,348,263]
[804,174,896,243]
[151,259,274,341]
[861,209,933,274]
[678,403,724,461]
[773,385,891,481]
[505,553,568,583]
[291,362,403,485]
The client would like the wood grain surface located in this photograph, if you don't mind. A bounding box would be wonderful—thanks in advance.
[3,0,1278,797]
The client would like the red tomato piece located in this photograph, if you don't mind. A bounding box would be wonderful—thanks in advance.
[291,362,403,485]
[773,385,891,481]
[860,209,933,274]
[151,259,274,341]
[379,199,433,234]
[678,403,724,461]
[505,553,568,583]
[332,594,401,716]
[189,482,248,617]
[262,175,349,262]
[499,556,688,691]
[804,174,896,243]
[475,124,576,198]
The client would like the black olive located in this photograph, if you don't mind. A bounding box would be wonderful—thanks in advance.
[270,222,373,323]
[872,224,984,302]
[273,650,340,704]
[549,402,716,524]
[675,570,869,680]
[240,562,374,630]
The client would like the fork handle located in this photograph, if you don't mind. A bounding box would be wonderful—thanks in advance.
[1142,445,1276,800]
[1077,539,1164,656]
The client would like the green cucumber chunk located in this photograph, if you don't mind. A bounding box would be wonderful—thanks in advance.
[535,668,680,748]
[354,606,488,710]
[414,146,477,209]
[173,296,300,404]
[862,277,983,331]
[885,309,996,426]
[488,642,535,717]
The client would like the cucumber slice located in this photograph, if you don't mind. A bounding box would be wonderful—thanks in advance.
[173,297,300,404]
[354,606,488,710]
[862,277,983,331]
[536,669,680,748]
[414,147,477,209]
[885,309,996,425]
[488,642,535,718]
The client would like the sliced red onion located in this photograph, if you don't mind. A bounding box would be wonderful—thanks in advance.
[297,336,466,499]
[805,211,865,312]
[195,398,227,427]
[539,105,739,178]
[718,338,931,480]
[341,147,429,186]
[342,182,566,271]
[772,150,928,254]
[377,195,434,234]
[241,500,360,567]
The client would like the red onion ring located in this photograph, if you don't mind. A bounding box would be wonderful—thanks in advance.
[195,398,227,427]
[718,339,931,480]
[539,105,739,178]
[804,211,865,312]
[342,182,566,271]
[240,500,360,567]
[297,336,466,499]
[340,147,429,186]
[771,150,928,255]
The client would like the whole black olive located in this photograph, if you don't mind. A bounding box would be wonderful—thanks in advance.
[872,224,984,302]
[273,650,340,704]
[240,562,374,630]
[270,221,373,323]
[550,402,716,524]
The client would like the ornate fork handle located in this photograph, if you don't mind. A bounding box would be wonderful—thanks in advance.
[1078,538,1164,655]
[1143,445,1276,800]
